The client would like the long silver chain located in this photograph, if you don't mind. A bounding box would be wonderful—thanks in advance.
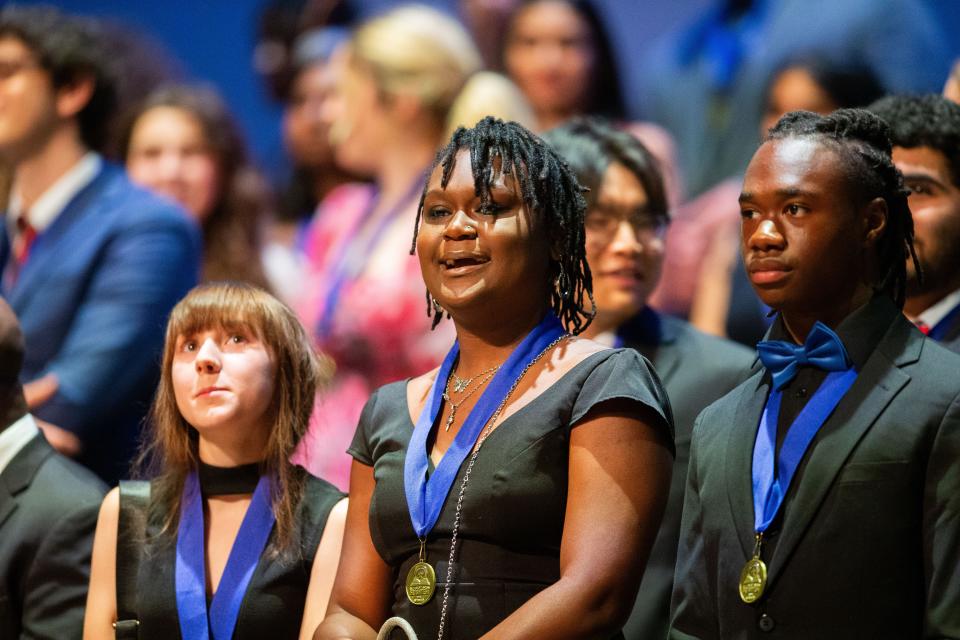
[435,333,571,640]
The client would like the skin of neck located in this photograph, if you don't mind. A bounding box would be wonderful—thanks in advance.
[374,121,443,205]
[12,122,88,210]
[779,282,874,343]
[196,423,270,467]
[450,298,552,378]
[903,271,960,318]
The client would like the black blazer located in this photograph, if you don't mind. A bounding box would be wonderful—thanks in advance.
[621,311,755,640]
[0,430,107,639]
[669,301,960,639]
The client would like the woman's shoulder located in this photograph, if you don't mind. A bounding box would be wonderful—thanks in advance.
[297,471,348,535]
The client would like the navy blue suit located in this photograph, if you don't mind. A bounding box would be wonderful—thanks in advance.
[1,164,200,483]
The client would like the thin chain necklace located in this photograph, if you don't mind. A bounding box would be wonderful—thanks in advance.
[435,333,571,640]
[441,364,500,432]
[450,363,499,393]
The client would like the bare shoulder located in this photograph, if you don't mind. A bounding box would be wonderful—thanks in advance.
[99,486,121,525]
[545,335,610,374]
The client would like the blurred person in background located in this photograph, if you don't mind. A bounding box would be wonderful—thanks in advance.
[653,56,885,346]
[870,94,960,353]
[293,5,481,489]
[121,84,273,292]
[0,6,199,484]
[444,70,536,138]
[635,0,948,199]
[544,117,754,640]
[501,0,683,206]
[0,297,106,640]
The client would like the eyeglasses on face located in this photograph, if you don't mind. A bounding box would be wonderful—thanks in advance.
[585,208,667,244]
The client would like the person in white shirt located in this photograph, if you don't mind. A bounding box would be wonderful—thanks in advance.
[0,297,106,639]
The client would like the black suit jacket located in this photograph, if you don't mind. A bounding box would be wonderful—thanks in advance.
[620,310,756,640]
[0,431,107,639]
[669,300,960,639]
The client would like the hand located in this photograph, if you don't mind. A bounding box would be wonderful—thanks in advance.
[23,373,59,409]
[37,418,83,457]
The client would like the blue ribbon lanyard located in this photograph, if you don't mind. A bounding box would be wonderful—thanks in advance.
[929,302,960,342]
[751,368,858,534]
[175,471,276,640]
[403,313,566,540]
[316,174,426,338]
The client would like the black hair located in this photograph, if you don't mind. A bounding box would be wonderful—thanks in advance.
[767,55,886,113]
[411,116,595,334]
[542,116,669,223]
[868,94,960,189]
[503,0,626,121]
[766,109,920,309]
[0,5,118,152]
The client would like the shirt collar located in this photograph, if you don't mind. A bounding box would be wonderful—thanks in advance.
[7,152,102,234]
[0,413,40,476]
[914,287,960,330]
[765,293,894,371]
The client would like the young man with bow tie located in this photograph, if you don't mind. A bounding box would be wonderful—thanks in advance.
[668,109,960,639]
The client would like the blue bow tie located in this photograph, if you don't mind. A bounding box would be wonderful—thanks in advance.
[756,321,852,390]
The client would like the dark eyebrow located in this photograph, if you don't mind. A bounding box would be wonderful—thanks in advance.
[774,187,815,199]
[901,172,947,189]
[738,192,753,204]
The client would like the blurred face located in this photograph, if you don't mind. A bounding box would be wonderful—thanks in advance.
[0,37,58,161]
[585,161,664,328]
[284,60,339,168]
[126,106,220,221]
[504,1,596,122]
[893,145,960,296]
[324,55,391,175]
[417,149,551,317]
[740,138,878,318]
[761,67,839,138]
[172,325,276,439]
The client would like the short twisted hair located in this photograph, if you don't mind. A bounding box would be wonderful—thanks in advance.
[868,94,960,188]
[766,109,920,308]
[412,116,595,334]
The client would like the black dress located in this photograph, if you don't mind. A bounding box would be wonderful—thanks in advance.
[133,471,344,639]
[349,348,674,639]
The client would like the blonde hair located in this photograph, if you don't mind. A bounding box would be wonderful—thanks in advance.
[444,71,536,139]
[349,5,481,118]
[136,282,330,555]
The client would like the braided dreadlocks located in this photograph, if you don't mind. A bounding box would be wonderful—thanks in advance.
[766,109,921,309]
[411,116,596,334]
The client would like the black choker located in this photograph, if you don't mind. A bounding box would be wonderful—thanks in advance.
[198,461,261,496]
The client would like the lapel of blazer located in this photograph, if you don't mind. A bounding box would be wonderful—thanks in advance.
[765,313,921,586]
[8,165,114,310]
[723,371,771,558]
[0,432,51,529]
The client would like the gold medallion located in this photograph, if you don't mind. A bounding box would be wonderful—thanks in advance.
[405,560,436,605]
[738,556,767,603]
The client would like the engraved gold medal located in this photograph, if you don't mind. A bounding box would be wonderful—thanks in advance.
[738,556,767,603]
[405,561,436,605]
[406,540,436,605]
[738,533,767,604]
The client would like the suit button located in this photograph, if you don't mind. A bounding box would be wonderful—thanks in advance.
[758,613,776,632]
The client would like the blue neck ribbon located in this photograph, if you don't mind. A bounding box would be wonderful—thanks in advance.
[929,302,960,342]
[175,470,276,640]
[751,367,858,533]
[403,313,566,539]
